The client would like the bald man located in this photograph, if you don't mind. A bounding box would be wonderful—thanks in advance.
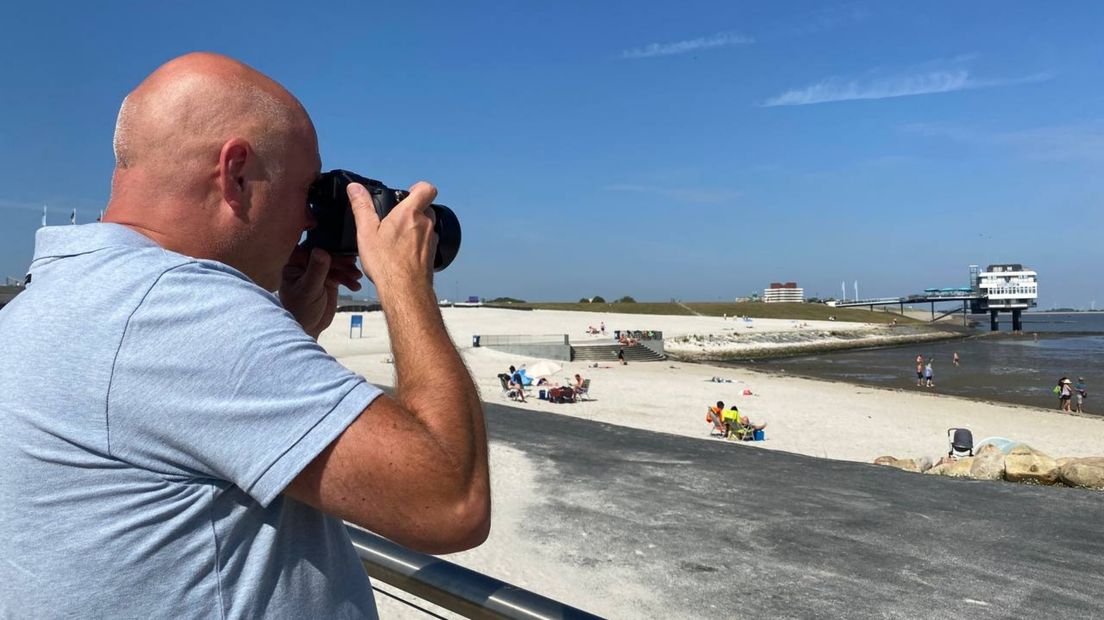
[0,53,489,618]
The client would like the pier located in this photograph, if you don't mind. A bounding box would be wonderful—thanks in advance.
[829,264,1038,331]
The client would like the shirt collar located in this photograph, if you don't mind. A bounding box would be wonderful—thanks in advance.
[32,223,160,262]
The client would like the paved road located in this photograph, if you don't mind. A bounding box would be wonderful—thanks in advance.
[484,402,1104,619]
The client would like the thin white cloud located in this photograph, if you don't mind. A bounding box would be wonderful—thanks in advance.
[762,70,1052,107]
[904,121,1104,164]
[621,32,753,59]
[778,2,871,38]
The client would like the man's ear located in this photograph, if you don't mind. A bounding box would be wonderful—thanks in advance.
[218,138,252,211]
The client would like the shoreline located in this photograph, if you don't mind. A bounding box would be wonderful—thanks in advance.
[664,324,968,362]
[725,362,1104,421]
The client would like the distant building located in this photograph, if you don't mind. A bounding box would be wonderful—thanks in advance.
[971,264,1038,312]
[763,282,804,303]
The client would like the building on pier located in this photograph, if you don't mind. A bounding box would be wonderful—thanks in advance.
[970,264,1037,331]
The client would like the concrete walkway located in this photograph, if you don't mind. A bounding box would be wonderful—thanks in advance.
[485,402,1104,619]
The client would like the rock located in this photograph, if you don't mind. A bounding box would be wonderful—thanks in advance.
[976,443,1001,456]
[874,456,921,473]
[1058,457,1104,490]
[968,450,1005,481]
[1005,445,1059,485]
[927,457,974,478]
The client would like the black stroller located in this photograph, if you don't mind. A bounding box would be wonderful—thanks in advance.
[947,428,974,459]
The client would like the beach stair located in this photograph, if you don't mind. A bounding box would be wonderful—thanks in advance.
[570,342,665,363]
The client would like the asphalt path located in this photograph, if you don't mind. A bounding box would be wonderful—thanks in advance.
[484,402,1104,619]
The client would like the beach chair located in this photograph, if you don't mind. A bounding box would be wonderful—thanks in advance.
[575,379,591,400]
[720,409,747,440]
[948,428,973,459]
[727,420,755,441]
[498,374,523,402]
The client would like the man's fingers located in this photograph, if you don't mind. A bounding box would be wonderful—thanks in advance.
[301,248,332,290]
[348,183,381,233]
[404,182,438,214]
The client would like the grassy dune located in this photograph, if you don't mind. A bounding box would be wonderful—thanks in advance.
[491,301,918,324]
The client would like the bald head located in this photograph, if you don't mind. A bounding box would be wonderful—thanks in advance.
[113,52,309,183]
[105,53,322,291]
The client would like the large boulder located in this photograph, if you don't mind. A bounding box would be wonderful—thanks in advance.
[874,456,921,473]
[976,443,1002,456]
[1004,445,1059,485]
[1058,457,1104,490]
[968,450,1006,481]
[927,457,974,478]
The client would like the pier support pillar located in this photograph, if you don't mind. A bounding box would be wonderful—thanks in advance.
[963,300,968,327]
[1012,309,1023,333]
[990,310,999,332]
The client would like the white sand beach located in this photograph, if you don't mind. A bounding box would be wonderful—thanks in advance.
[321,307,1102,464]
[319,307,1104,618]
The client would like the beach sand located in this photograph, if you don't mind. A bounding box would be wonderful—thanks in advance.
[319,307,1103,618]
[321,307,1101,464]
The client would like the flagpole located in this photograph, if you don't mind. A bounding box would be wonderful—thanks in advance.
[41,205,47,228]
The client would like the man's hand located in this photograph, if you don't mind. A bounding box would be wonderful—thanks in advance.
[285,180,491,553]
[279,247,363,339]
[347,181,438,295]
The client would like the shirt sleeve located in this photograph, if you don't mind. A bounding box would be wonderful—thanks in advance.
[107,261,382,507]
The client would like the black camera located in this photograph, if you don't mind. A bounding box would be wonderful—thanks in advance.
[303,169,461,272]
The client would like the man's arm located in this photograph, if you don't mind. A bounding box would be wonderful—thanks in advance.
[285,181,490,554]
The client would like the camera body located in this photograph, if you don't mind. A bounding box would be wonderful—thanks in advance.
[303,169,461,272]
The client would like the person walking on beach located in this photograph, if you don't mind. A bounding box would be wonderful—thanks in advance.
[924,359,935,388]
[1075,377,1087,413]
[915,354,924,387]
[618,346,627,365]
[0,53,490,618]
[953,352,960,367]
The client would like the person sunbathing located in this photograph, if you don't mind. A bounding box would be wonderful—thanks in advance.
[507,366,527,402]
[726,408,766,440]
[705,401,726,436]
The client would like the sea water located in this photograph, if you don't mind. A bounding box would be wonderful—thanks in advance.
[744,313,1104,416]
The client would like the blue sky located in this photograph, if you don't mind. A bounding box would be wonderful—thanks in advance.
[2,1,1102,308]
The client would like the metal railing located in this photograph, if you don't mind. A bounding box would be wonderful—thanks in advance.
[347,525,604,620]
[476,334,569,346]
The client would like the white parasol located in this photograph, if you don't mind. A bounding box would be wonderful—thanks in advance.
[525,361,563,378]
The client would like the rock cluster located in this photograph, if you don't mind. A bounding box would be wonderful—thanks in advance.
[873,444,1104,490]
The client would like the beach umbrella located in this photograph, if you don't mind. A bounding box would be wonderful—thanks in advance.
[526,361,563,378]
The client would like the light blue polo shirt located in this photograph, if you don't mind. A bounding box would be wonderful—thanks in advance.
[0,224,382,618]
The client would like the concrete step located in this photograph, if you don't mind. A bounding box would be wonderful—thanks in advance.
[571,342,665,362]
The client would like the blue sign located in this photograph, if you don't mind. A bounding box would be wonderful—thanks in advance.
[350,314,364,338]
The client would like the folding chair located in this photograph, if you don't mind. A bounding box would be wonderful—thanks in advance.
[575,379,591,401]
[498,374,523,401]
